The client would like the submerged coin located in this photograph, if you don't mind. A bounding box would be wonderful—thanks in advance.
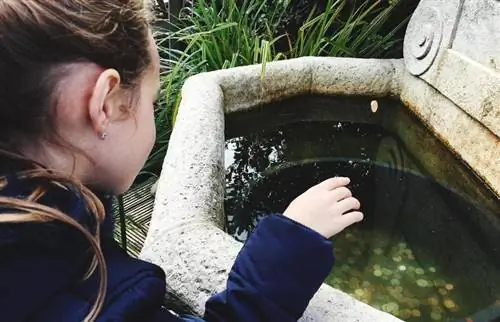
[415,268,425,275]
[400,309,413,319]
[428,297,439,306]
[382,302,399,314]
[443,299,457,309]
[382,268,393,276]
[431,312,442,320]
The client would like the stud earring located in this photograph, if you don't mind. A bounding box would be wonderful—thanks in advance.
[100,132,108,140]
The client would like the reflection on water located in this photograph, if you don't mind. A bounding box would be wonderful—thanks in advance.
[224,99,500,321]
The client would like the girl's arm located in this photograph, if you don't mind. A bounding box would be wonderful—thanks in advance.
[203,214,335,321]
[199,177,362,322]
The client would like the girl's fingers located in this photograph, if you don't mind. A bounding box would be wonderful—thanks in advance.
[334,197,361,214]
[330,186,352,201]
[335,211,364,232]
[318,177,350,190]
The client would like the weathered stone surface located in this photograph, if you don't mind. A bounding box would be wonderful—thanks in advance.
[404,0,500,136]
[140,76,237,312]
[201,57,403,114]
[451,0,500,71]
[208,58,312,113]
[403,0,461,76]
[310,57,402,97]
[399,70,500,199]
[142,0,499,320]
[402,0,500,191]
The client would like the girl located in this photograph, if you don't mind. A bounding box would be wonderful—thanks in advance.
[0,1,363,321]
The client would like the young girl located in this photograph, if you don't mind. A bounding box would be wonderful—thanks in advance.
[0,1,363,321]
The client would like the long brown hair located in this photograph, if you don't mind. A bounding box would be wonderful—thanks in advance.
[0,1,153,321]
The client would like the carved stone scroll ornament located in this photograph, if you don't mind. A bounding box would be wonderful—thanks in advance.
[403,5,444,76]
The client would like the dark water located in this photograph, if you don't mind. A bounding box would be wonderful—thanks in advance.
[224,96,500,321]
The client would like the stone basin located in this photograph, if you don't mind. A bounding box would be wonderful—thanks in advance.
[140,0,499,320]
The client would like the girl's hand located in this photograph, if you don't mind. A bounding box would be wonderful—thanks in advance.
[283,177,363,238]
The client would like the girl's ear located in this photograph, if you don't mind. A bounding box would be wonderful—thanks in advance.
[87,68,122,137]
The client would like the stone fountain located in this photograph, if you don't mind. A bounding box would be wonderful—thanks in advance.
[140,0,499,320]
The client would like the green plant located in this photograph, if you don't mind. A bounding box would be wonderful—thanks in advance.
[144,0,408,176]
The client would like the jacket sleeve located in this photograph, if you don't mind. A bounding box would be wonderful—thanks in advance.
[0,222,90,322]
[0,183,105,322]
[203,214,335,321]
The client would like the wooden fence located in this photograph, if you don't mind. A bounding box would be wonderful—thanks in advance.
[152,0,189,21]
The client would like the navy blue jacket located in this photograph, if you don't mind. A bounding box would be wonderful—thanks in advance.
[0,159,335,321]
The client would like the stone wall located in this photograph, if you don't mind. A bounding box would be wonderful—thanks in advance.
[402,0,499,195]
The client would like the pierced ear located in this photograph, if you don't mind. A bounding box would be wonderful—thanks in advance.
[88,69,122,136]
